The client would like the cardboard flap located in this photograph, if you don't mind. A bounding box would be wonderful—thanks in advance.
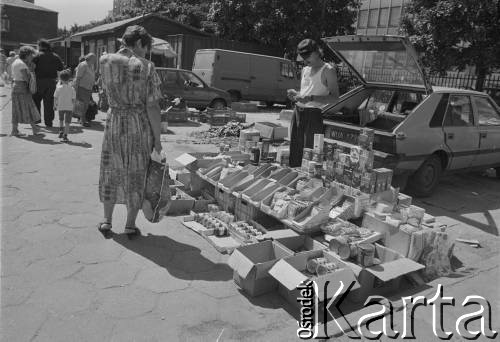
[175,153,197,167]
[228,249,255,278]
[363,258,424,282]
[269,259,308,291]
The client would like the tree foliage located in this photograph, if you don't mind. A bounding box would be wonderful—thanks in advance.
[118,0,216,33]
[401,0,500,90]
[208,0,359,54]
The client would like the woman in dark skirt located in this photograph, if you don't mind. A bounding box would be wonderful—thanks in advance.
[10,46,41,136]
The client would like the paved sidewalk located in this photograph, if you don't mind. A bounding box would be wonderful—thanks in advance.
[1,86,498,341]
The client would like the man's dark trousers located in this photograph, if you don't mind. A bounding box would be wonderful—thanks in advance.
[289,105,324,167]
[33,78,57,126]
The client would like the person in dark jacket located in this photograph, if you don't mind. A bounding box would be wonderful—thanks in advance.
[32,39,64,127]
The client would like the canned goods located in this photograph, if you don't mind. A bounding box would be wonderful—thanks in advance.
[312,152,324,163]
[306,257,328,274]
[357,243,375,267]
[303,148,313,160]
[316,262,338,276]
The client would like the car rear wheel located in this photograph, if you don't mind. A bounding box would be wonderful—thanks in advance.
[408,155,442,197]
[210,99,227,110]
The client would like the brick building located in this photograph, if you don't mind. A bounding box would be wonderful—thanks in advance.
[1,0,58,53]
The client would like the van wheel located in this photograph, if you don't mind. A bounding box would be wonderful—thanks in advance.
[210,99,227,110]
[407,155,442,197]
[228,90,241,102]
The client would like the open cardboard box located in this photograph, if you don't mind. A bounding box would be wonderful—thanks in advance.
[228,240,294,297]
[332,243,424,303]
[175,152,223,171]
[274,235,327,255]
[254,122,288,140]
[269,249,360,306]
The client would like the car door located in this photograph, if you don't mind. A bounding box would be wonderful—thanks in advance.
[471,95,500,168]
[178,70,209,107]
[442,94,480,170]
[157,69,183,99]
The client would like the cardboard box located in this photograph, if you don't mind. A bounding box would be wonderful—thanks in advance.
[269,250,360,304]
[274,235,327,255]
[255,122,288,141]
[362,212,400,236]
[228,240,294,297]
[333,243,424,302]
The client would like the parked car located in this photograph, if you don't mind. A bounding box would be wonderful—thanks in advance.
[321,35,500,196]
[156,67,231,110]
[192,49,300,106]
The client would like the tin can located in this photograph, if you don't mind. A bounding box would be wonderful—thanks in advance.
[357,243,375,267]
[316,262,338,276]
[306,257,328,274]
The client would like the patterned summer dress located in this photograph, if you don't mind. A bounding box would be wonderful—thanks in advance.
[98,48,162,208]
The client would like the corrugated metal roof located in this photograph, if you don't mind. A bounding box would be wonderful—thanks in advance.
[71,13,211,38]
[71,16,143,37]
[1,0,57,13]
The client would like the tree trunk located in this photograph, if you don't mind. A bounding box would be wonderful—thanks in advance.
[475,66,487,92]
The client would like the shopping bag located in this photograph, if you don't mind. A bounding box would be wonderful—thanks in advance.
[142,158,171,223]
[86,100,98,121]
[73,100,85,118]
[98,91,109,112]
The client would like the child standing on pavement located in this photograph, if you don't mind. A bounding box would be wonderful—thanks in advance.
[53,69,76,142]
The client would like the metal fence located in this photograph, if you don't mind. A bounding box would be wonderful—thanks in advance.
[336,66,500,104]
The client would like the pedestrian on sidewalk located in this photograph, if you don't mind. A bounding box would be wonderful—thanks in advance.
[6,51,18,85]
[10,46,41,136]
[97,25,163,235]
[287,39,339,167]
[32,40,64,127]
[54,69,76,142]
[73,53,97,127]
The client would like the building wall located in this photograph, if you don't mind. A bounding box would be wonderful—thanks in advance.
[355,0,409,35]
[1,5,58,52]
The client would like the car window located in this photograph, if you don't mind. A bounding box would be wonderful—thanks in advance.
[179,71,204,88]
[157,70,178,87]
[473,96,500,126]
[443,95,474,127]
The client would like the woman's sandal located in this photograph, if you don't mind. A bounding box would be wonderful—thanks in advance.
[124,226,141,236]
[97,222,112,232]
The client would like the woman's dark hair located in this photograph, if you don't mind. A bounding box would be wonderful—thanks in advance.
[59,69,71,82]
[38,39,51,52]
[19,46,36,60]
[121,25,153,50]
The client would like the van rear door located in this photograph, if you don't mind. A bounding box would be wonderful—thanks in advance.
[192,50,215,86]
[248,55,276,101]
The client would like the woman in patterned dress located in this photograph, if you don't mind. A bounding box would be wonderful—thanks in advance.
[97,25,163,234]
[10,46,41,136]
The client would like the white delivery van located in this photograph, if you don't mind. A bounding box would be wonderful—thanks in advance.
[192,49,300,106]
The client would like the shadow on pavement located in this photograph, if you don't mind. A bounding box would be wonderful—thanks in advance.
[417,173,500,236]
[17,134,62,145]
[65,140,93,148]
[83,121,105,132]
[111,231,233,281]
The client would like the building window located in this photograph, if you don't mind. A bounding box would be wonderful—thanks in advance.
[358,9,369,29]
[389,6,402,27]
[378,7,390,27]
[1,13,9,33]
[368,9,379,28]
